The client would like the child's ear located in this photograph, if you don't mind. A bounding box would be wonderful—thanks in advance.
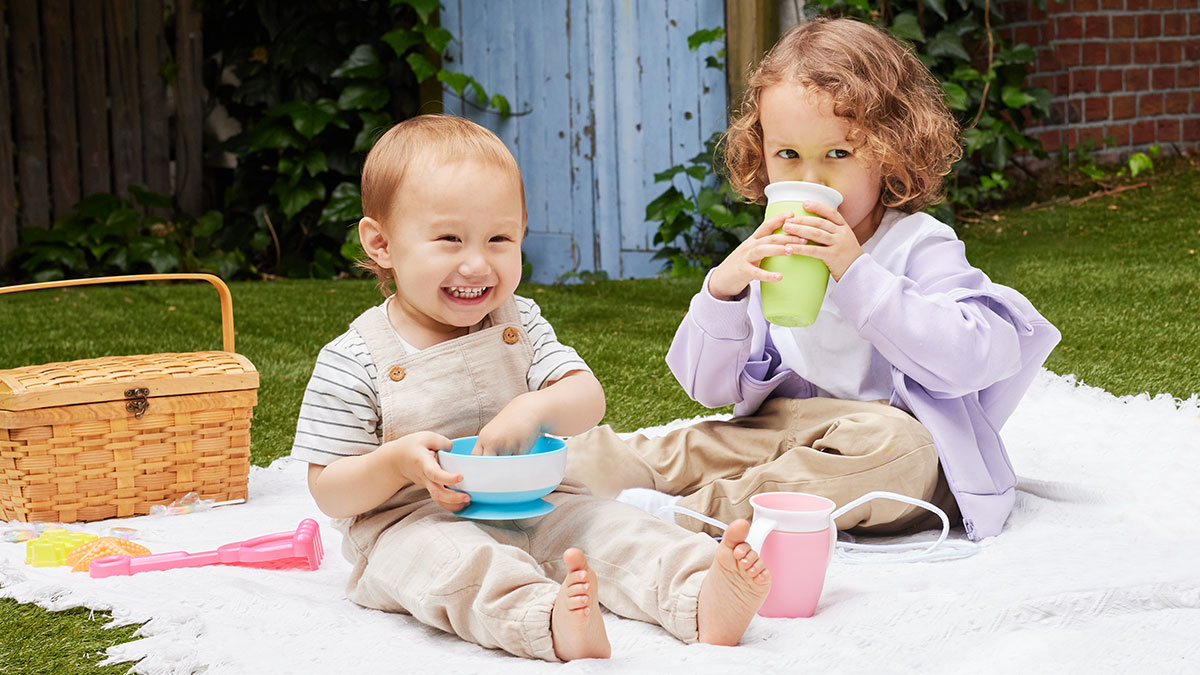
[359,216,393,270]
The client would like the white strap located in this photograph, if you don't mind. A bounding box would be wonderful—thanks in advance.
[662,491,979,563]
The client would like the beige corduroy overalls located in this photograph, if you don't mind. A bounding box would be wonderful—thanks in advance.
[335,298,721,661]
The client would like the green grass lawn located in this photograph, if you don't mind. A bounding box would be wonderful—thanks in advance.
[2,158,1197,673]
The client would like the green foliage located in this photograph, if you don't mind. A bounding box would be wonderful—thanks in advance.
[204,0,515,279]
[647,133,764,277]
[11,188,245,282]
[1063,139,1161,187]
[805,0,1052,220]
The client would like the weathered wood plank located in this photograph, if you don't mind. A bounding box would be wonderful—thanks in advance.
[104,0,143,199]
[11,0,51,230]
[566,0,597,273]
[73,0,111,198]
[724,0,778,106]
[139,0,171,210]
[614,1,646,252]
[0,4,17,262]
[174,0,204,215]
[42,0,81,221]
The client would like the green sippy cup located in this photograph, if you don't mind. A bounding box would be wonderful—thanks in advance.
[758,181,844,327]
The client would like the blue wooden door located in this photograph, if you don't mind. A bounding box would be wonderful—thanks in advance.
[441,0,727,283]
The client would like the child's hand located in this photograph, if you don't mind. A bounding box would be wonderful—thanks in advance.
[387,431,470,511]
[708,212,808,300]
[475,394,542,456]
[780,201,864,281]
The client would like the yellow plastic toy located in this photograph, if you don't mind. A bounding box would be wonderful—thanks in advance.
[68,537,153,573]
[25,530,97,567]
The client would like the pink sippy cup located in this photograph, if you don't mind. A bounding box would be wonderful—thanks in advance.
[744,492,837,618]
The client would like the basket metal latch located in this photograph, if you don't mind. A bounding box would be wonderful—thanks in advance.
[125,388,150,418]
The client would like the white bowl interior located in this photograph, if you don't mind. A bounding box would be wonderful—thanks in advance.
[438,436,566,503]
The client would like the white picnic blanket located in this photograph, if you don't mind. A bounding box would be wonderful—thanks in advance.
[3,370,1199,674]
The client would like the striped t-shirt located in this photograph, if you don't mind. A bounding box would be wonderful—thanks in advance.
[290,295,591,466]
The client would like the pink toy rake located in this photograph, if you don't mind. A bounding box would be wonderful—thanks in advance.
[89,519,323,579]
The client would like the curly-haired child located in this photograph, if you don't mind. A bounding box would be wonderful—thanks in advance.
[566,17,1061,541]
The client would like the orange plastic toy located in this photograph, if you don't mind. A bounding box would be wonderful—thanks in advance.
[67,537,153,573]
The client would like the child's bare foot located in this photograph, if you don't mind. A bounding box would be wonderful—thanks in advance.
[551,548,611,661]
[697,519,771,645]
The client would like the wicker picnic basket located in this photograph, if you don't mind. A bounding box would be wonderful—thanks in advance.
[0,274,257,523]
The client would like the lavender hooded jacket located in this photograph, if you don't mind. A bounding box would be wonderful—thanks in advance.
[666,211,1061,540]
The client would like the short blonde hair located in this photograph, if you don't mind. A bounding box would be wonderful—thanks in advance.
[358,115,526,293]
[722,18,961,212]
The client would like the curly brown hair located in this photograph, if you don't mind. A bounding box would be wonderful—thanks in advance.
[722,18,961,212]
[358,115,526,295]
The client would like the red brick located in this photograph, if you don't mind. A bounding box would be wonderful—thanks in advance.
[1001,1,1030,21]
[1178,0,1198,8]
[1106,122,1132,146]
[1160,41,1184,61]
[1072,68,1099,92]
[1101,0,1125,7]
[1077,0,1101,9]
[1057,73,1070,95]
[1059,15,1084,39]
[1191,13,1200,33]
[1114,15,1138,37]
[1151,0,1175,8]
[1156,118,1181,142]
[1084,15,1111,38]
[1139,14,1163,37]
[1153,66,1177,87]
[1083,42,1108,64]
[1183,117,1200,141]
[1040,45,1062,70]
[1139,92,1165,115]
[1194,91,1200,113]
[1165,91,1191,112]
[1078,126,1107,146]
[1109,41,1133,63]
[1015,24,1041,46]
[1112,94,1138,118]
[1030,2,1049,20]
[1134,41,1159,62]
[1132,120,1156,143]
[1164,13,1189,35]
[1127,0,1151,9]
[1056,42,1083,67]
[1179,64,1200,86]
[1184,39,1200,60]
[1098,68,1124,91]
[1068,99,1084,124]
[1085,96,1111,120]
[1036,129,1064,152]
[1126,67,1151,89]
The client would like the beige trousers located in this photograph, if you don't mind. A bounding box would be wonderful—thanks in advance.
[343,489,717,661]
[566,397,960,537]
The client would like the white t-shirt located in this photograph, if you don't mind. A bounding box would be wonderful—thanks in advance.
[290,295,591,465]
[769,209,957,401]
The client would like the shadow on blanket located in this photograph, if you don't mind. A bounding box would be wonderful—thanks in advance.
[3,371,1199,674]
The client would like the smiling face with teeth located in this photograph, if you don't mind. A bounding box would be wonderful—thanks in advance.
[359,158,526,347]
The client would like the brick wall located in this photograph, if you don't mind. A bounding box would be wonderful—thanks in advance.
[996,0,1200,160]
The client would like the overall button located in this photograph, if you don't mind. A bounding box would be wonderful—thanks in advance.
[502,327,520,344]
[388,366,406,381]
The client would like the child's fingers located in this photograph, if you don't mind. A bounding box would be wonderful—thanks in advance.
[751,212,794,238]
[782,216,837,236]
[745,243,794,265]
[432,488,470,511]
[798,200,845,225]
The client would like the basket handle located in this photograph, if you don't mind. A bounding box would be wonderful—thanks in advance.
[0,273,237,352]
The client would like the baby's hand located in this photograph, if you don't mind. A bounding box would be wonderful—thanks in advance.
[388,431,469,511]
[475,395,542,456]
[780,201,864,281]
[707,212,808,300]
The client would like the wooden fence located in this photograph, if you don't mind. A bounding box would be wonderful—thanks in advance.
[0,0,204,265]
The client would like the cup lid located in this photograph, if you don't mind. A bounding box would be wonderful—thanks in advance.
[763,181,843,208]
[750,492,835,532]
